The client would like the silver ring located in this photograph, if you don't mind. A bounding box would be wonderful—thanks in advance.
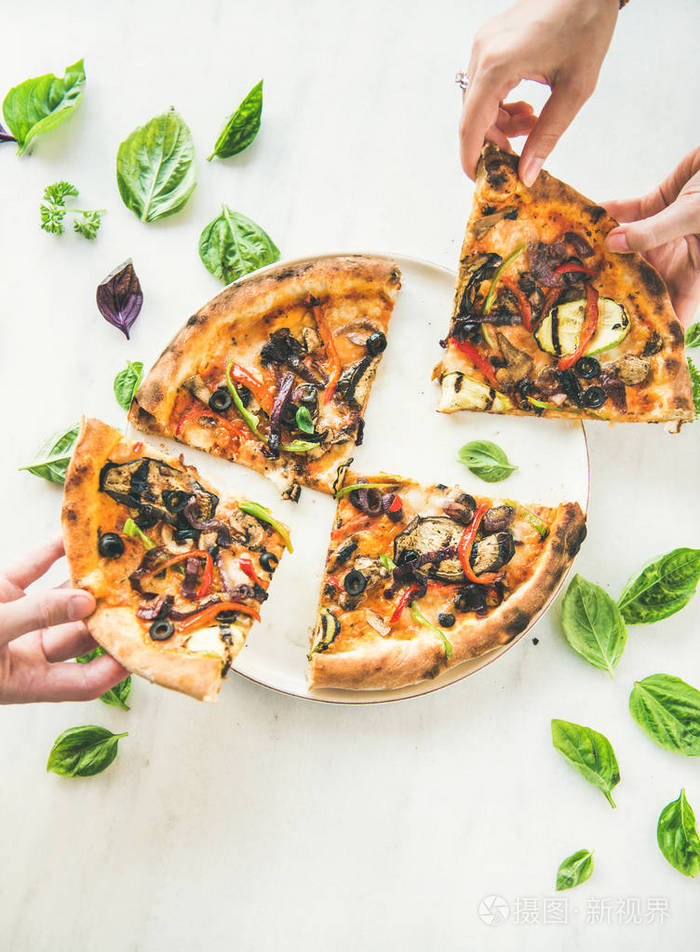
[455,71,470,90]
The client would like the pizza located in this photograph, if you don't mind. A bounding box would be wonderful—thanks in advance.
[62,418,289,702]
[130,255,401,500]
[433,144,694,426]
[307,472,586,690]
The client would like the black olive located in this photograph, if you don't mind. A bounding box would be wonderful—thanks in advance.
[575,356,600,379]
[454,585,486,613]
[438,612,456,628]
[366,331,387,356]
[582,386,607,409]
[296,384,319,409]
[98,532,125,559]
[209,388,233,413]
[237,385,251,408]
[343,570,367,596]
[163,490,190,513]
[135,507,159,530]
[216,610,240,624]
[396,548,421,567]
[150,619,174,641]
[335,540,358,564]
[174,527,198,543]
[259,551,279,572]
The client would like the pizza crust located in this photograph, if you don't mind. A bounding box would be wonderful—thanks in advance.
[308,501,586,691]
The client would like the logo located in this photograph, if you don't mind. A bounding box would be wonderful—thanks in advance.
[478,895,510,926]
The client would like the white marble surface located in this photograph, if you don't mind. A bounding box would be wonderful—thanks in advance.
[1,0,699,948]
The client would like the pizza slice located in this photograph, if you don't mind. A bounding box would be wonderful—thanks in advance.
[130,255,401,499]
[62,418,289,702]
[433,144,694,426]
[308,472,586,691]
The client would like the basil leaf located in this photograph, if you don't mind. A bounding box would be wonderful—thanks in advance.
[688,357,700,416]
[295,406,314,434]
[76,647,131,711]
[551,718,620,808]
[116,108,196,222]
[555,849,594,891]
[3,59,85,155]
[96,260,143,339]
[457,440,517,482]
[629,674,700,756]
[685,323,700,348]
[113,360,144,411]
[618,548,700,625]
[208,80,263,161]
[19,424,79,485]
[657,789,700,878]
[561,574,627,676]
[46,725,127,778]
[199,205,279,284]
[379,553,396,572]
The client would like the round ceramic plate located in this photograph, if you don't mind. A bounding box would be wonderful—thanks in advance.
[128,253,590,704]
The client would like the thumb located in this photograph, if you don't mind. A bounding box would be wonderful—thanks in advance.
[606,196,700,253]
[519,79,591,187]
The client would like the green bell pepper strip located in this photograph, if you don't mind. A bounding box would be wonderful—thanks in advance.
[335,480,398,499]
[483,244,525,315]
[410,602,452,659]
[503,499,549,540]
[379,553,397,572]
[238,501,293,553]
[123,518,155,550]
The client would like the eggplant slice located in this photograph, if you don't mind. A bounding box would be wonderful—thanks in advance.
[99,458,218,523]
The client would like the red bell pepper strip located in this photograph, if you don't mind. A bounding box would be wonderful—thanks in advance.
[227,363,274,413]
[450,338,500,390]
[132,441,144,454]
[389,584,421,625]
[558,283,599,371]
[500,277,533,333]
[178,599,260,634]
[458,504,505,585]
[552,262,596,279]
[330,513,371,540]
[239,556,260,586]
[140,550,215,593]
[176,407,247,442]
[307,295,342,404]
[197,555,214,599]
[387,494,403,514]
[324,575,342,594]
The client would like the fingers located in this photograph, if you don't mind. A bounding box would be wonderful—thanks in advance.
[601,198,648,224]
[459,73,509,178]
[496,101,537,137]
[4,535,65,591]
[0,588,95,648]
[519,78,593,187]
[41,622,97,663]
[12,653,130,704]
[605,196,700,254]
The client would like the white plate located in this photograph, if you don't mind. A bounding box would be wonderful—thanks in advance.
[128,253,590,704]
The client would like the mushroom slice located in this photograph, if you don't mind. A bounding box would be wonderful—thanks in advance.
[182,374,212,405]
[393,516,464,582]
[495,332,533,386]
[471,205,518,240]
[615,354,651,386]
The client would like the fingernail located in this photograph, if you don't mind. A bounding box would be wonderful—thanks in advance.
[520,157,543,188]
[69,592,94,621]
[605,231,630,253]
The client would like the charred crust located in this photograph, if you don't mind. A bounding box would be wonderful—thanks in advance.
[667,322,684,346]
[504,610,530,638]
[638,261,666,298]
[664,357,680,377]
[585,205,606,224]
[566,521,587,557]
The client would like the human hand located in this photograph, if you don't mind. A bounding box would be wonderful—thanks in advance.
[459,0,619,184]
[0,536,128,704]
[604,148,700,327]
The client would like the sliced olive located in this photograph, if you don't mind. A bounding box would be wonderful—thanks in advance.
[454,585,486,613]
[575,356,600,379]
[396,547,421,567]
[259,551,279,573]
[209,388,233,413]
[366,331,387,356]
[343,570,367,596]
[163,490,190,513]
[174,527,198,543]
[437,612,455,628]
[582,386,607,409]
[150,619,174,641]
[98,532,125,559]
[135,507,159,530]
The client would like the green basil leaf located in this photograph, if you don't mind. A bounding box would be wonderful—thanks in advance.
[46,725,127,778]
[457,440,517,482]
[199,205,279,284]
[685,323,700,348]
[561,574,627,676]
[629,674,700,756]
[688,357,700,416]
[208,80,263,161]
[76,647,131,711]
[113,360,144,412]
[555,849,594,891]
[3,59,85,156]
[295,406,314,434]
[551,718,620,808]
[379,553,396,572]
[618,548,700,625]
[657,789,700,877]
[116,109,196,223]
[19,424,79,485]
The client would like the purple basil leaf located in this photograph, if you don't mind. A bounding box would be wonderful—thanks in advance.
[0,123,17,144]
[96,259,143,339]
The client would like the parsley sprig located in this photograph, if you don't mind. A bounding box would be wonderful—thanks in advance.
[40,181,104,240]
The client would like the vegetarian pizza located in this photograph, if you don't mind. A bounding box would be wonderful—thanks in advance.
[308,473,586,690]
[62,418,289,702]
[434,144,694,425]
[130,255,402,499]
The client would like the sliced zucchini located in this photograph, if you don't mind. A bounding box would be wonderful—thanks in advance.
[438,372,513,414]
[535,297,630,358]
